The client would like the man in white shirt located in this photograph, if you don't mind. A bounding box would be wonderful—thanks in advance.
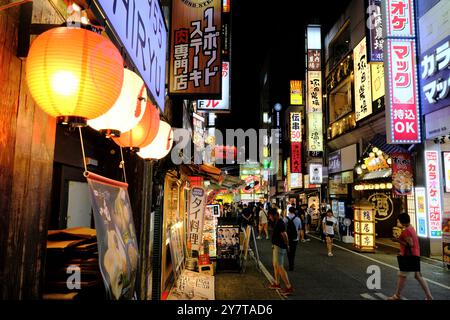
[322,209,338,256]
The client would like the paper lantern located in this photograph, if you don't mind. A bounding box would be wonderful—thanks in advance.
[137,121,173,160]
[26,27,124,126]
[88,69,147,136]
[113,101,160,150]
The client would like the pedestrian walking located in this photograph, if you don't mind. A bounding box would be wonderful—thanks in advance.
[267,208,294,296]
[322,209,338,256]
[257,203,269,240]
[284,207,302,271]
[298,205,310,242]
[388,213,433,300]
[319,209,327,242]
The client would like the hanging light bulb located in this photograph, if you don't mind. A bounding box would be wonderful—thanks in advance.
[26,27,124,126]
[88,69,147,137]
[137,121,174,160]
[113,102,160,151]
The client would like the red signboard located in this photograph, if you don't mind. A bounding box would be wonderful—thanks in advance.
[391,152,413,195]
[386,39,420,143]
[385,0,415,38]
[291,142,302,173]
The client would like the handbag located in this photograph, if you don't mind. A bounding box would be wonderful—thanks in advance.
[397,242,420,272]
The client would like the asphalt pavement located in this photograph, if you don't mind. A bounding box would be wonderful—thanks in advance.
[254,232,450,300]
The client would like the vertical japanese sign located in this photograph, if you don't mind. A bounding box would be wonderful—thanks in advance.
[290,112,302,173]
[307,72,322,113]
[414,187,428,238]
[391,152,414,195]
[189,187,206,252]
[425,151,442,238]
[169,0,222,96]
[371,63,385,110]
[383,0,420,144]
[290,81,303,105]
[366,0,384,62]
[420,36,450,115]
[309,164,323,184]
[307,50,321,71]
[198,61,230,112]
[354,38,373,121]
[307,113,323,153]
[95,0,167,111]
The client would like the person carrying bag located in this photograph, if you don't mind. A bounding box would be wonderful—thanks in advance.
[389,213,433,300]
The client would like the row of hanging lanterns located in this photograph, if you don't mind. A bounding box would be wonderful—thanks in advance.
[25,26,173,160]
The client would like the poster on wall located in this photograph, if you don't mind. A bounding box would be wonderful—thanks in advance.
[444,152,450,193]
[392,152,414,195]
[354,37,373,121]
[189,187,206,252]
[309,164,323,184]
[216,226,240,260]
[414,187,428,238]
[169,0,222,97]
[425,151,442,238]
[87,173,139,300]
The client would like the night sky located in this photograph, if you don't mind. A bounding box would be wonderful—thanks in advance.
[216,0,352,131]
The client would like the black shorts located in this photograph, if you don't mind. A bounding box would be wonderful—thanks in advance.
[326,234,334,239]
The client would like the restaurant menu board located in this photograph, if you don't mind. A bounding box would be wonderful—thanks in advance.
[202,205,218,258]
[216,226,240,260]
[169,270,215,300]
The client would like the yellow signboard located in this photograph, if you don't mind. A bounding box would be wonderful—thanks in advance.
[290,80,303,105]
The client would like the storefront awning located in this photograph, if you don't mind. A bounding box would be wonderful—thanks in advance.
[369,134,408,155]
[360,168,392,180]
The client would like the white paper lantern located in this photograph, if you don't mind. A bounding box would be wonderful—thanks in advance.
[88,69,147,136]
[137,121,173,160]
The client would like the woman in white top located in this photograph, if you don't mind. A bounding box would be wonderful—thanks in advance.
[257,204,269,240]
[322,209,338,256]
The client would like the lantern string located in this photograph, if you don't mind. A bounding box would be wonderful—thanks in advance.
[120,146,127,183]
[78,127,88,175]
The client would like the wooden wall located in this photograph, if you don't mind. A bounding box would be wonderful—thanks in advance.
[0,0,63,299]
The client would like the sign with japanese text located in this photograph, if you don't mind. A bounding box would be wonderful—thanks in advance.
[198,61,230,112]
[307,49,321,71]
[290,81,303,105]
[95,0,167,111]
[309,164,323,184]
[425,151,442,238]
[444,152,450,193]
[290,173,303,189]
[414,187,428,237]
[385,39,420,143]
[307,71,322,113]
[291,142,302,173]
[384,0,416,38]
[189,187,206,251]
[193,113,205,148]
[368,193,394,221]
[328,150,342,174]
[290,112,302,142]
[392,152,414,195]
[371,63,385,110]
[366,0,384,62]
[169,0,222,97]
[307,112,323,152]
[354,38,373,121]
[420,36,450,115]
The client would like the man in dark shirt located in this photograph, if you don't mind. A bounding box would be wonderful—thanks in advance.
[267,208,294,296]
[241,204,253,229]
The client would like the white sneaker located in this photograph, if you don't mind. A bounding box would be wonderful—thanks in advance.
[266,236,270,240]
[328,252,333,257]
[257,236,261,240]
